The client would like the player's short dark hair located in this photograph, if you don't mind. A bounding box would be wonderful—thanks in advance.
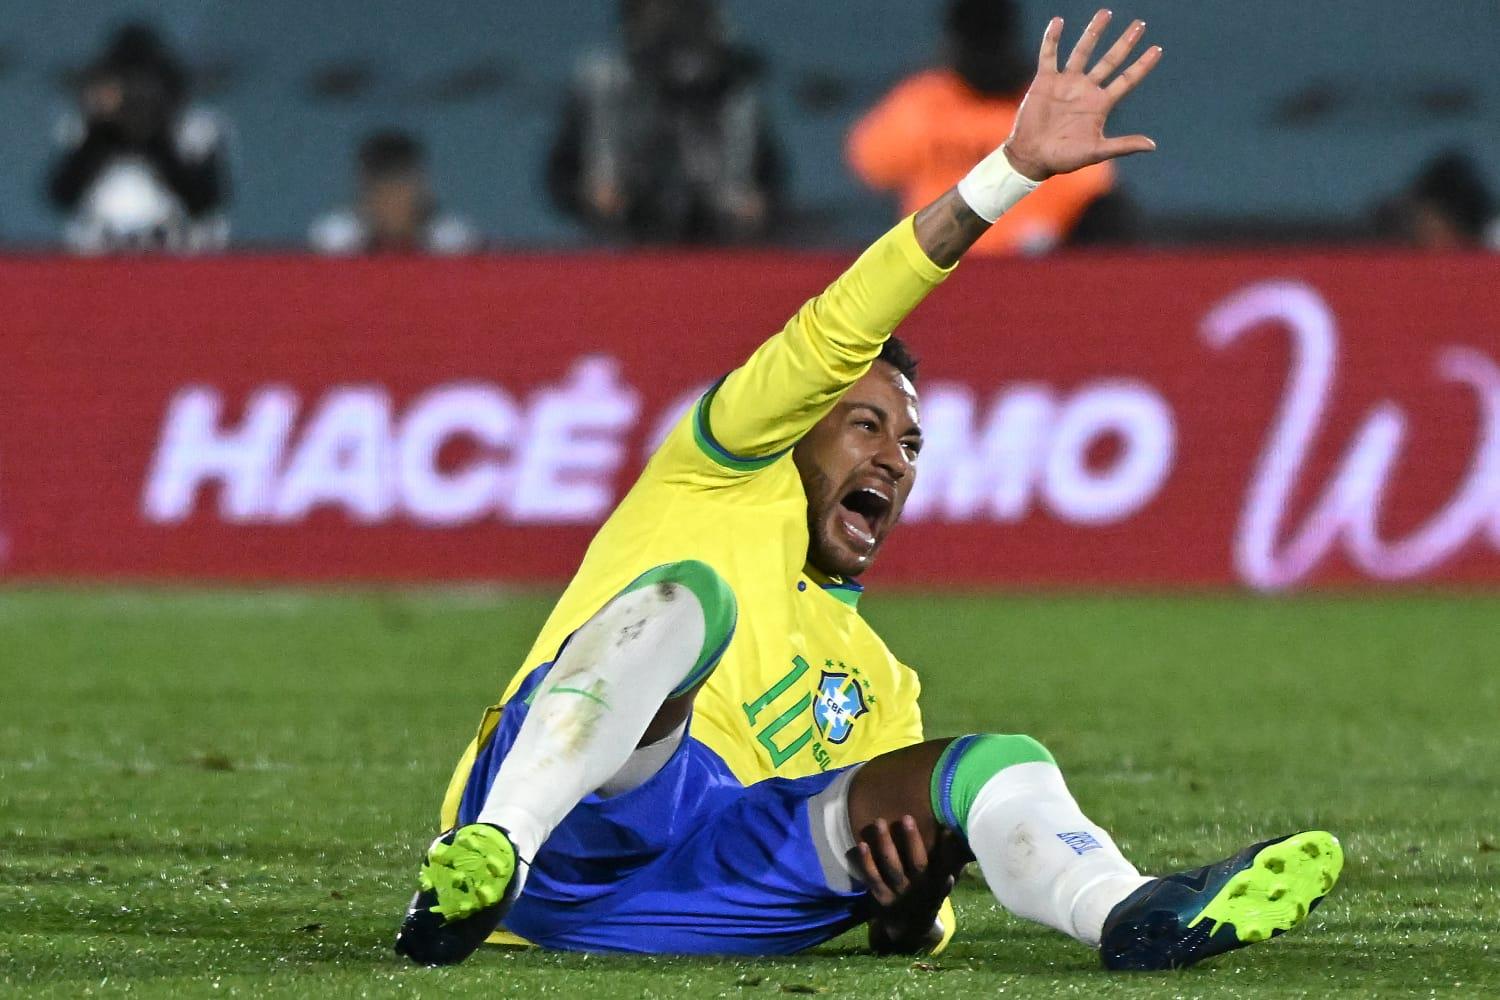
[878,336,920,385]
[358,130,426,179]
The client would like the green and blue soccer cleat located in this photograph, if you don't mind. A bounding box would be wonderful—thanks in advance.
[395,823,521,966]
[1099,830,1343,971]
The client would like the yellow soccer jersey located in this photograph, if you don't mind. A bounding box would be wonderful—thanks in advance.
[442,215,960,952]
[443,215,951,803]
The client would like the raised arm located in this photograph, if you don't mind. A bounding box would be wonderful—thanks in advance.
[698,10,1161,470]
[916,10,1162,266]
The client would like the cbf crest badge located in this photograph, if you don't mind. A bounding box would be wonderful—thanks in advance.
[814,668,869,744]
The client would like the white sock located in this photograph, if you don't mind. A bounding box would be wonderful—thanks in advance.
[475,582,705,879]
[966,761,1151,946]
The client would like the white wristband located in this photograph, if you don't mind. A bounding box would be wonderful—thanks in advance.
[956,146,1041,223]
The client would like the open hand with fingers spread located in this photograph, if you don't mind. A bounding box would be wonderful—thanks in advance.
[1002,9,1162,182]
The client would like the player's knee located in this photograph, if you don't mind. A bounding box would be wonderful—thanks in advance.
[929,733,1056,834]
[620,560,738,698]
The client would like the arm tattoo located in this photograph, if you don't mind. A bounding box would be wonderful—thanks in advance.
[912,189,993,269]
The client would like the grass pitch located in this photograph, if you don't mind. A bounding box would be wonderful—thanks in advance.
[1,588,1497,998]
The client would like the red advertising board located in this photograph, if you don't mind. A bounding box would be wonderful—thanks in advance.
[2,250,1498,590]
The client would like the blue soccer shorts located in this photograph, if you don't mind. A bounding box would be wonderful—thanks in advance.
[452,660,870,955]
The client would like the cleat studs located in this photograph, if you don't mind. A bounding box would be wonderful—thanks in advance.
[1268,884,1287,901]
[1264,857,1285,875]
[1320,873,1334,892]
[1230,881,1249,898]
[1301,841,1321,859]
[1295,901,1307,920]
[1242,927,1267,942]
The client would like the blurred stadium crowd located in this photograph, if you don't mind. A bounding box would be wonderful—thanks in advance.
[8,0,1500,255]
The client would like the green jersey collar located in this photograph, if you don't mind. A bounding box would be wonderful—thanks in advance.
[803,567,865,609]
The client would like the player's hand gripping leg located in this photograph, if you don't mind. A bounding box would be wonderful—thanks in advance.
[851,733,1343,971]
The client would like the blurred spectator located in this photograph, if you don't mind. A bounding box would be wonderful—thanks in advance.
[309,130,479,255]
[46,23,229,254]
[546,0,784,244]
[847,0,1117,255]
[1374,152,1498,251]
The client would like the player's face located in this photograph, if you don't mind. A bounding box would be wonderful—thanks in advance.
[793,361,922,579]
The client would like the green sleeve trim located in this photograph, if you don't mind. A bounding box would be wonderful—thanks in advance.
[691,376,791,473]
[930,733,1055,835]
[621,560,739,697]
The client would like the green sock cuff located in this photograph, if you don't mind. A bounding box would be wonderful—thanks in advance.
[621,560,738,697]
[929,733,1056,834]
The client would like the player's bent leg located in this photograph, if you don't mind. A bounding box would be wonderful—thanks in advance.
[396,559,737,967]
[848,734,1147,946]
[925,734,1153,945]
[846,734,1341,971]
[616,558,740,745]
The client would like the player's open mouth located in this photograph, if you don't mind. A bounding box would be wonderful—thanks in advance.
[836,486,892,551]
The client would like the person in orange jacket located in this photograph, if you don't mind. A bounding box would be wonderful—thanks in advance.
[848,0,1116,255]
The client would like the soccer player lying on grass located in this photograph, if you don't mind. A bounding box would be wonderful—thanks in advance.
[396,11,1342,970]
